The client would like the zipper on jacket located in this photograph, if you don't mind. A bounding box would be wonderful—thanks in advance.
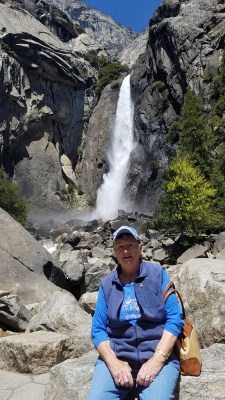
[134,324,140,363]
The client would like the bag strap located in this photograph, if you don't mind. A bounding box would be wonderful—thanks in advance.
[163,281,186,320]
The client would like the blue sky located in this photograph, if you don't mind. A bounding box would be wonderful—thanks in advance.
[83,0,163,33]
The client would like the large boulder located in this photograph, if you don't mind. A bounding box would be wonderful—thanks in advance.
[84,260,111,292]
[0,331,75,374]
[0,208,68,304]
[177,243,209,264]
[43,344,225,400]
[26,291,93,357]
[174,344,225,400]
[79,292,98,316]
[170,259,225,348]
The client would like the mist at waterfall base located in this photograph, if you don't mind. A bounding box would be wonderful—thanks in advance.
[92,75,136,222]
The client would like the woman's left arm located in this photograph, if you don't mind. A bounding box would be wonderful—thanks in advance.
[136,330,177,386]
[136,268,184,387]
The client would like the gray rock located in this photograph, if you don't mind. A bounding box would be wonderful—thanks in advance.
[118,29,148,68]
[174,344,225,399]
[0,295,33,331]
[0,1,95,212]
[26,291,93,358]
[173,259,225,348]
[177,244,209,264]
[70,33,108,58]
[61,253,85,286]
[91,247,106,258]
[0,331,75,374]
[216,249,225,260]
[0,208,68,304]
[44,350,98,400]
[61,154,78,188]
[26,301,47,316]
[44,344,225,400]
[153,248,168,263]
[85,261,111,292]
[47,0,138,57]
[79,292,98,316]
[146,230,161,240]
[213,232,225,255]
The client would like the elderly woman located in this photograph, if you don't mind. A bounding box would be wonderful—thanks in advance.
[87,226,184,400]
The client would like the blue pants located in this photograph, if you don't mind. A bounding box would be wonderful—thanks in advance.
[87,358,180,400]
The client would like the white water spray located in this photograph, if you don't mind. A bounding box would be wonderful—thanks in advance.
[93,75,135,221]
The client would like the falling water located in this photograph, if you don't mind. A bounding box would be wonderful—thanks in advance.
[93,75,135,221]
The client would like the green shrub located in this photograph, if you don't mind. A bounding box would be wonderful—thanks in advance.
[1,41,18,60]
[77,182,83,195]
[84,54,108,69]
[0,168,28,223]
[74,23,85,34]
[96,62,129,94]
[86,192,96,206]
[148,161,160,173]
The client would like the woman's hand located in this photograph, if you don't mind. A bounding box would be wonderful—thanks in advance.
[97,340,133,387]
[107,358,133,388]
[136,353,165,387]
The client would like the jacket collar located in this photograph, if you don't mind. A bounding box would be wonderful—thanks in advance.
[112,259,149,285]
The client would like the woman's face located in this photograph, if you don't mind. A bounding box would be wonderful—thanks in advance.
[114,234,142,270]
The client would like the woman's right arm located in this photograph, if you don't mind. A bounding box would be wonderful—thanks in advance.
[92,286,133,387]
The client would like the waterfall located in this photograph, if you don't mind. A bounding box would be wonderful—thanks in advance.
[93,75,135,221]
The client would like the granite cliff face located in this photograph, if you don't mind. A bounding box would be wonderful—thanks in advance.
[81,0,225,217]
[44,0,138,56]
[0,0,97,211]
[127,0,225,215]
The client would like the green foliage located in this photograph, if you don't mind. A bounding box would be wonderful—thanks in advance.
[1,41,18,60]
[84,54,108,69]
[74,23,85,33]
[142,220,156,233]
[169,89,215,177]
[156,158,218,235]
[77,138,86,157]
[148,160,160,172]
[59,185,76,205]
[96,62,129,94]
[77,182,83,195]
[86,192,96,207]
[153,80,169,114]
[0,168,28,223]
[203,71,212,83]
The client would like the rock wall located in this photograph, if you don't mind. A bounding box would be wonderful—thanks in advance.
[80,78,122,195]
[81,0,225,217]
[0,0,96,211]
[44,0,138,56]
[126,0,225,215]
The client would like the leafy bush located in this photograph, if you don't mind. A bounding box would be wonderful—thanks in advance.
[148,161,160,172]
[86,192,96,206]
[0,168,28,223]
[157,158,219,235]
[77,182,83,195]
[84,54,108,69]
[74,23,85,34]
[96,62,129,94]
[1,41,18,60]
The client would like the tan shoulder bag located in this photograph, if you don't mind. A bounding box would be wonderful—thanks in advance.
[163,281,201,376]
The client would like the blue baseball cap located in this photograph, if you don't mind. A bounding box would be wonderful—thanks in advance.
[113,226,140,242]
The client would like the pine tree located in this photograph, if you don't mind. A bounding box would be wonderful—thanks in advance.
[0,168,28,223]
[168,89,215,177]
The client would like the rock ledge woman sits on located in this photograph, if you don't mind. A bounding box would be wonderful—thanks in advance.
[87,226,184,400]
